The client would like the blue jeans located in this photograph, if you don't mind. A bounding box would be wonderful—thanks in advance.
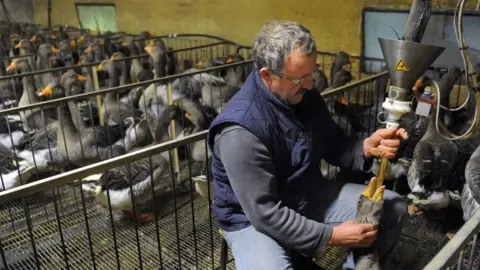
[221,181,408,270]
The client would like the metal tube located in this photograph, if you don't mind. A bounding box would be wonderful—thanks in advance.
[91,66,104,126]
[0,41,231,77]
[0,131,207,203]
[166,82,180,178]
[0,60,253,116]
[168,149,182,269]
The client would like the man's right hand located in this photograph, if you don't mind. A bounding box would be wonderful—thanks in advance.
[328,220,378,248]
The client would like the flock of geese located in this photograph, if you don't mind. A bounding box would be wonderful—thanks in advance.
[2,25,480,237]
[0,27,252,222]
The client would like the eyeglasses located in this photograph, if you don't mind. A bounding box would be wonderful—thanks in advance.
[272,64,320,87]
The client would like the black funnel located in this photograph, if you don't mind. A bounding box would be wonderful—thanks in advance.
[378,37,446,92]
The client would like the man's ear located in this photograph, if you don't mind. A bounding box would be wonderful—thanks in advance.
[259,67,273,85]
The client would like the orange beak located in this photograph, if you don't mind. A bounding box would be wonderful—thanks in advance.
[39,85,53,97]
[338,96,348,105]
[121,41,128,47]
[51,34,57,39]
[144,45,152,54]
[77,74,87,81]
[349,56,356,63]
[70,40,77,47]
[30,35,37,42]
[196,60,205,69]
[84,46,93,53]
[51,46,60,53]
[97,63,104,71]
[6,62,16,72]
[78,36,86,43]
[14,41,22,49]
[226,57,233,63]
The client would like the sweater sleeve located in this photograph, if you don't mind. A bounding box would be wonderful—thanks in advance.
[212,124,333,256]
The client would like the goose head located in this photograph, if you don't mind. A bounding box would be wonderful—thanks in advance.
[173,98,206,129]
[153,104,184,143]
[38,71,87,98]
[15,39,34,51]
[333,51,355,68]
[356,176,385,227]
[145,43,166,78]
[38,43,60,60]
[6,58,30,73]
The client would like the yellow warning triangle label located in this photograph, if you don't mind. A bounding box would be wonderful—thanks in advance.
[395,60,409,72]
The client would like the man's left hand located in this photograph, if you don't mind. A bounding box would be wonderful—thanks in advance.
[363,128,409,159]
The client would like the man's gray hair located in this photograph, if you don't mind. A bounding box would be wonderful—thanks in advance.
[252,20,316,74]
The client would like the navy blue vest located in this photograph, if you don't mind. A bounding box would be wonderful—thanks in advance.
[208,69,335,231]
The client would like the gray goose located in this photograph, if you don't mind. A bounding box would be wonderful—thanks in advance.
[81,104,183,222]
[121,40,144,83]
[407,67,462,213]
[6,58,57,131]
[50,73,126,167]
[97,54,141,126]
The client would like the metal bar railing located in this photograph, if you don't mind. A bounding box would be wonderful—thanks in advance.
[0,130,206,203]
[0,41,235,79]
[0,60,253,116]
[424,209,480,270]
[0,70,389,203]
[321,71,389,98]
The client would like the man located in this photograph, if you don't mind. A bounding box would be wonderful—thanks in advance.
[207,20,408,270]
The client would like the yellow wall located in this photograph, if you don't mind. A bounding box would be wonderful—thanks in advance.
[33,0,478,56]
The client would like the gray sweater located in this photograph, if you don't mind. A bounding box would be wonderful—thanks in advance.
[213,123,372,256]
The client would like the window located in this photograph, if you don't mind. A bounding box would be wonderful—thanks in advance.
[362,8,480,74]
[76,4,117,33]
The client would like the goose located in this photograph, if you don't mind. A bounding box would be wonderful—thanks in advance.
[15,39,35,70]
[200,75,240,113]
[43,72,126,167]
[118,117,153,153]
[81,104,183,222]
[222,54,246,88]
[16,72,91,171]
[407,67,462,214]
[0,141,36,191]
[138,42,168,114]
[97,54,141,126]
[121,40,144,83]
[35,43,61,90]
[171,97,211,164]
[6,58,57,131]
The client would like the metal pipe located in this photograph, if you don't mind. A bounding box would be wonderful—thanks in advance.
[91,66,104,126]
[166,81,180,178]
[321,71,389,98]
[0,131,207,203]
[0,60,254,116]
[0,40,231,72]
